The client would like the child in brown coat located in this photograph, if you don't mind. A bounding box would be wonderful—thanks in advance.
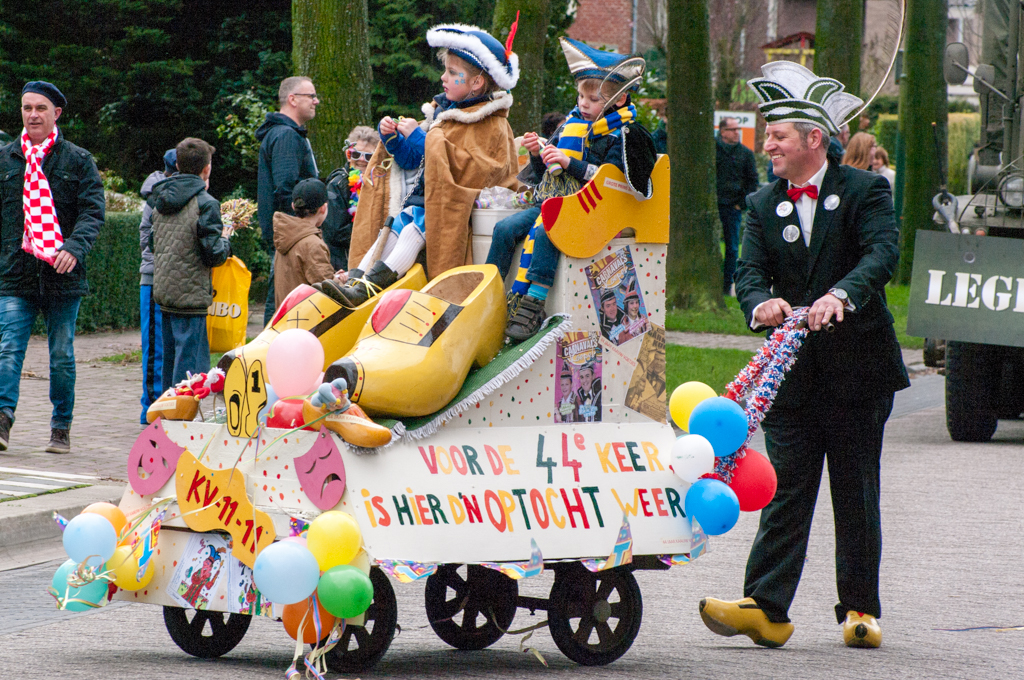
[272,178,337,308]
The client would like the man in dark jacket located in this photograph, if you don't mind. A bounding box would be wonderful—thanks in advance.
[716,116,759,296]
[0,82,104,453]
[256,76,319,325]
[149,138,230,389]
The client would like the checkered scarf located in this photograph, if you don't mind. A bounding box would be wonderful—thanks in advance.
[20,126,64,265]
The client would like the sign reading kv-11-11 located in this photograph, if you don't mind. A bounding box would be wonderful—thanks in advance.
[907,231,1024,348]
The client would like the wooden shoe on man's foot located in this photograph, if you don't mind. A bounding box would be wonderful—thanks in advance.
[842,611,881,648]
[698,597,794,648]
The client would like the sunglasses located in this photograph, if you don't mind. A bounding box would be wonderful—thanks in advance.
[347,149,374,162]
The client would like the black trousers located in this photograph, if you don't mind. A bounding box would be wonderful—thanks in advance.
[743,392,894,624]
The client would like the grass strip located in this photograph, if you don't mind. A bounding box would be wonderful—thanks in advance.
[666,345,755,396]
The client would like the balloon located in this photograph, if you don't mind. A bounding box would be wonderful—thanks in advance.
[307,511,362,571]
[670,434,716,483]
[688,397,748,457]
[317,566,373,619]
[81,502,127,539]
[106,545,153,591]
[266,329,325,398]
[50,559,108,611]
[63,513,117,568]
[685,478,740,536]
[669,381,718,430]
[729,448,778,512]
[267,398,306,430]
[283,594,337,644]
[252,541,320,604]
[257,384,279,424]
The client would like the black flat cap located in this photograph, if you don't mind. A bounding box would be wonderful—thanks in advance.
[21,81,67,109]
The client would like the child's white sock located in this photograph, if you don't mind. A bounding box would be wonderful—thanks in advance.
[357,229,399,272]
[383,226,425,276]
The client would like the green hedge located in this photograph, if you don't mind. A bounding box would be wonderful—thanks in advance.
[873,112,980,196]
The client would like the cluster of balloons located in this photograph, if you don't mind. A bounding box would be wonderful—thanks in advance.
[52,502,154,610]
[253,510,373,641]
[259,328,326,425]
[668,382,778,536]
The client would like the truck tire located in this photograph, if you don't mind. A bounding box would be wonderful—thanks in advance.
[945,341,999,442]
[923,338,945,368]
[997,355,1024,420]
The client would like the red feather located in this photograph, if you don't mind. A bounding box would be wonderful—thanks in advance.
[505,11,520,58]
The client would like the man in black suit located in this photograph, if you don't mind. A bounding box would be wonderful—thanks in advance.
[698,62,909,650]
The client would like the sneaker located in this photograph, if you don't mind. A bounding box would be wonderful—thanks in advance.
[842,611,882,648]
[506,294,546,342]
[698,597,794,648]
[45,428,71,454]
[0,412,10,451]
[505,291,523,322]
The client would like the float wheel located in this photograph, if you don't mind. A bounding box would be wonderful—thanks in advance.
[424,564,519,650]
[163,606,251,658]
[547,563,642,666]
[324,566,398,673]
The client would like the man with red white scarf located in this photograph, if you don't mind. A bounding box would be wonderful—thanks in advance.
[0,82,104,454]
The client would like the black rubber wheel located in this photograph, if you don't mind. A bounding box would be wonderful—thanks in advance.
[997,358,1024,420]
[424,564,519,650]
[163,606,252,658]
[923,338,945,368]
[324,566,398,673]
[945,341,999,442]
[547,563,642,666]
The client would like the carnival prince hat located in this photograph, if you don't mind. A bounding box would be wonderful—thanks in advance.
[747,61,863,136]
[559,37,645,88]
[427,16,520,91]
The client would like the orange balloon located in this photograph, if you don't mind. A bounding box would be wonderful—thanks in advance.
[282,594,337,644]
[82,502,127,538]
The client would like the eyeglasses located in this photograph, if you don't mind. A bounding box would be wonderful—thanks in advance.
[722,127,741,132]
[292,93,319,101]
[347,149,374,162]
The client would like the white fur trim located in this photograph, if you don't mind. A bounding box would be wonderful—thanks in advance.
[427,24,520,90]
[431,91,513,128]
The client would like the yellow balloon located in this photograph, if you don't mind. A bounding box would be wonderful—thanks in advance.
[307,511,362,571]
[107,545,154,591]
[669,381,718,430]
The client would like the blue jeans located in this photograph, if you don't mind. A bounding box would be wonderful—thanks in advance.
[484,207,561,286]
[140,284,164,423]
[719,205,742,293]
[161,312,210,389]
[0,295,81,429]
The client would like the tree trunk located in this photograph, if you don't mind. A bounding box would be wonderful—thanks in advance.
[293,0,373,173]
[666,0,723,310]
[814,0,863,96]
[897,0,948,283]
[493,0,550,134]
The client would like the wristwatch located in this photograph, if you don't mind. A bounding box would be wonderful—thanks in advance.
[828,288,849,305]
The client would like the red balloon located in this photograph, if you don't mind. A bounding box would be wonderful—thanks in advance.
[728,448,777,512]
[267,398,308,430]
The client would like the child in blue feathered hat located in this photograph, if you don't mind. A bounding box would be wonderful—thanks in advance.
[486,37,658,342]
[318,19,522,308]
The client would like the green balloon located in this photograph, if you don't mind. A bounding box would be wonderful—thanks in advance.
[317,565,373,619]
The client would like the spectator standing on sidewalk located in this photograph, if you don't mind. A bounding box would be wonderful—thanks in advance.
[0,81,105,454]
[256,76,319,324]
[716,116,758,296]
[137,148,176,424]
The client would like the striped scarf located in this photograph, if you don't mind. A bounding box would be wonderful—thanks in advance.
[554,104,636,165]
[20,126,64,265]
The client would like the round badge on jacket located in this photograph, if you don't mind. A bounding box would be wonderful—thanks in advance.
[776,201,794,217]
[824,194,840,211]
[782,225,801,243]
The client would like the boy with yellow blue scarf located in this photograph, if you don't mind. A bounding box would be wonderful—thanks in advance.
[486,37,656,341]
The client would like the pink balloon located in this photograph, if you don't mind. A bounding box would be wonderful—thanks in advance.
[266,329,325,398]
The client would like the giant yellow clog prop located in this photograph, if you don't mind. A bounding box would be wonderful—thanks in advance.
[218,265,427,437]
[541,154,670,258]
[325,265,505,418]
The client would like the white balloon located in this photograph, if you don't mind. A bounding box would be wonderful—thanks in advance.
[671,434,716,483]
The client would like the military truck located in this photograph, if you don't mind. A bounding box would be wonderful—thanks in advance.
[906,0,1024,441]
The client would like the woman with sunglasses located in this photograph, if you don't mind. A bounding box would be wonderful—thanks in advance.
[321,126,380,272]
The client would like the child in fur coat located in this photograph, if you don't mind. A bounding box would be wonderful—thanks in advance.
[318,21,521,308]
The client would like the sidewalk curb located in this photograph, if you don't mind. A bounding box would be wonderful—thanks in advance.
[0,485,124,570]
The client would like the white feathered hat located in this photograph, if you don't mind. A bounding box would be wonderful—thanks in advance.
[426,17,520,92]
[747,61,863,136]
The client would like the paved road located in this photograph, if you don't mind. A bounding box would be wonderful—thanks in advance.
[3,385,1021,679]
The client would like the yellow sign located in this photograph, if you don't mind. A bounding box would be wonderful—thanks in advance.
[174,453,276,568]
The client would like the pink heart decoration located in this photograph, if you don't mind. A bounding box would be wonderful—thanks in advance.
[127,419,186,496]
[293,426,346,511]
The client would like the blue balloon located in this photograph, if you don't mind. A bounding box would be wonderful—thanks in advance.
[687,397,748,457]
[63,513,117,568]
[257,384,279,424]
[253,541,320,604]
[50,559,108,611]
[685,479,740,536]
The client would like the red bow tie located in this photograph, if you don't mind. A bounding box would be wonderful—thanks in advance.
[787,185,819,201]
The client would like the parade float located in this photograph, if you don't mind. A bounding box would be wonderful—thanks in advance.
[48,155,783,673]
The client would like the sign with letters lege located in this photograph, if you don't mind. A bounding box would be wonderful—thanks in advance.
[907,231,1024,348]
